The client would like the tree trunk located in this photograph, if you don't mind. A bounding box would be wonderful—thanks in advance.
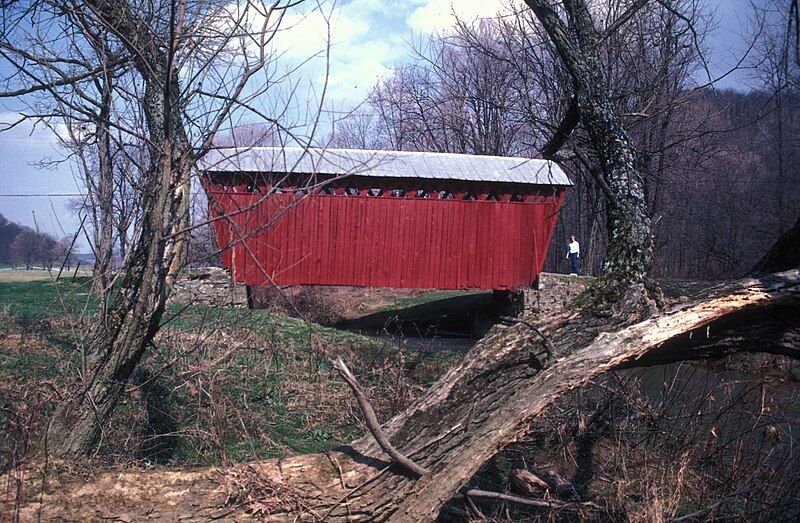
[526,0,660,315]
[91,69,115,298]
[47,136,191,458]
[46,0,193,458]
[25,269,800,520]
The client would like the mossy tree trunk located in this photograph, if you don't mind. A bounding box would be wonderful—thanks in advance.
[528,0,660,315]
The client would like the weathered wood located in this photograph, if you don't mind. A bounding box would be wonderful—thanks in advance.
[509,469,549,495]
[16,269,800,522]
[536,469,579,501]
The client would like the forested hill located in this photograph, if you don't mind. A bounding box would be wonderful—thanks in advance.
[0,213,74,269]
[549,88,800,281]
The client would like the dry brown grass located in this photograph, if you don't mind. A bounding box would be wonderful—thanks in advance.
[0,268,90,283]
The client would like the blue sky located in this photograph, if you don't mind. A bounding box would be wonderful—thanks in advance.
[0,0,758,248]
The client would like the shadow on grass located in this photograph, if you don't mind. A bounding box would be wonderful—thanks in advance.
[336,291,506,339]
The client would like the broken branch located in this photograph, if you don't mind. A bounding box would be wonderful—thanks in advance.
[331,356,429,477]
[464,488,602,511]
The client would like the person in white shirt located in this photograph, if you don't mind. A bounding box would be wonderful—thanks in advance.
[566,235,580,275]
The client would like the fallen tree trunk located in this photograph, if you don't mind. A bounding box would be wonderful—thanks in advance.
[16,270,800,522]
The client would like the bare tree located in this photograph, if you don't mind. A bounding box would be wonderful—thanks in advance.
[0,0,327,458]
[9,230,40,270]
[368,25,524,156]
[4,1,800,521]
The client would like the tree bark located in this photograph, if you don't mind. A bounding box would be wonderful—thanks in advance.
[90,43,115,299]
[526,0,661,315]
[46,0,193,459]
[24,269,800,521]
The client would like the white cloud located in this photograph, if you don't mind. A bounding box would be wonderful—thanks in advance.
[272,6,370,61]
[407,0,511,34]
[0,112,63,149]
[264,1,405,104]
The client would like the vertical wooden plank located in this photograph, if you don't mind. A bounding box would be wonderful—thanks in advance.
[407,200,418,288]
[462,202,472,288]
[301,196,311,285]
[285,197,296,285]
[390,198,402,288]
[284,195,294,284]
[477,202,489,288]
[335,196,346,286]
[399,198,409,288]
[455,200,466,289]
[431,200,440,289]
[352,196,361,286]
[517,203,527,287]
[475,202,485,288]
[270,196,282,285]
[302,196,313,285]
[475,203,484,288]
[318,195,329,286]
[359,197,368,287]
[409,199,420,288]
[491,203,502,289]
[251,194,268,281]
[332,195,343,286]
[420,199,435,289]
[357,196,368,287]
[409,198,426,288]
[359,196,375,286]
[502,202,513,289]
[320,196,336,285]
[516,203,526,286]
[440,200,450,289]
[434,200,446,289]
[445,200,464,289]
[309,196,319,285]
[448,201,457,289]
[342,196,358,283]
[272,195,284,285]
[294,196,304,284]
[356,196,366,286]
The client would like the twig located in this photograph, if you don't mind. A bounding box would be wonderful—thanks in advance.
[465,494,486,519]
[331,356,428,477]
[463,488,602,511]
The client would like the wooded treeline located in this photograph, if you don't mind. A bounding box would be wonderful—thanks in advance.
[331,1,800,281]
[0,213,76,269]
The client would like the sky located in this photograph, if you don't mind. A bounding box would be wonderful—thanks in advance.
[0,0,758,250]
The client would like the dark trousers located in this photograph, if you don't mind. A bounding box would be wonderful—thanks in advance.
[569,253,580,274]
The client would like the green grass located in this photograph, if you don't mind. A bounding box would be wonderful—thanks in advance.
[378,289,481,311]
[0,277,95,318]
[0,277,458,467]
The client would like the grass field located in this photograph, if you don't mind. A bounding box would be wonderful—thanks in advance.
[0,275,459,466]
[0,267,92,282]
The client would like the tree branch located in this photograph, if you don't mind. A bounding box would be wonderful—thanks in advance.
[331,356,429,477]
[540,96,580,159]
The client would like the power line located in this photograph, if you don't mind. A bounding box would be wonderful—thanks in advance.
[0,193,86,197]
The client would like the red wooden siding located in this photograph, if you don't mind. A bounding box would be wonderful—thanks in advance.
[207,189,565,290]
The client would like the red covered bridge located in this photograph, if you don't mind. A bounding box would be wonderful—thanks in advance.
[200,147,571,290]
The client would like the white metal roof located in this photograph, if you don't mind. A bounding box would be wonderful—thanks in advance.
[200,147,572,186]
